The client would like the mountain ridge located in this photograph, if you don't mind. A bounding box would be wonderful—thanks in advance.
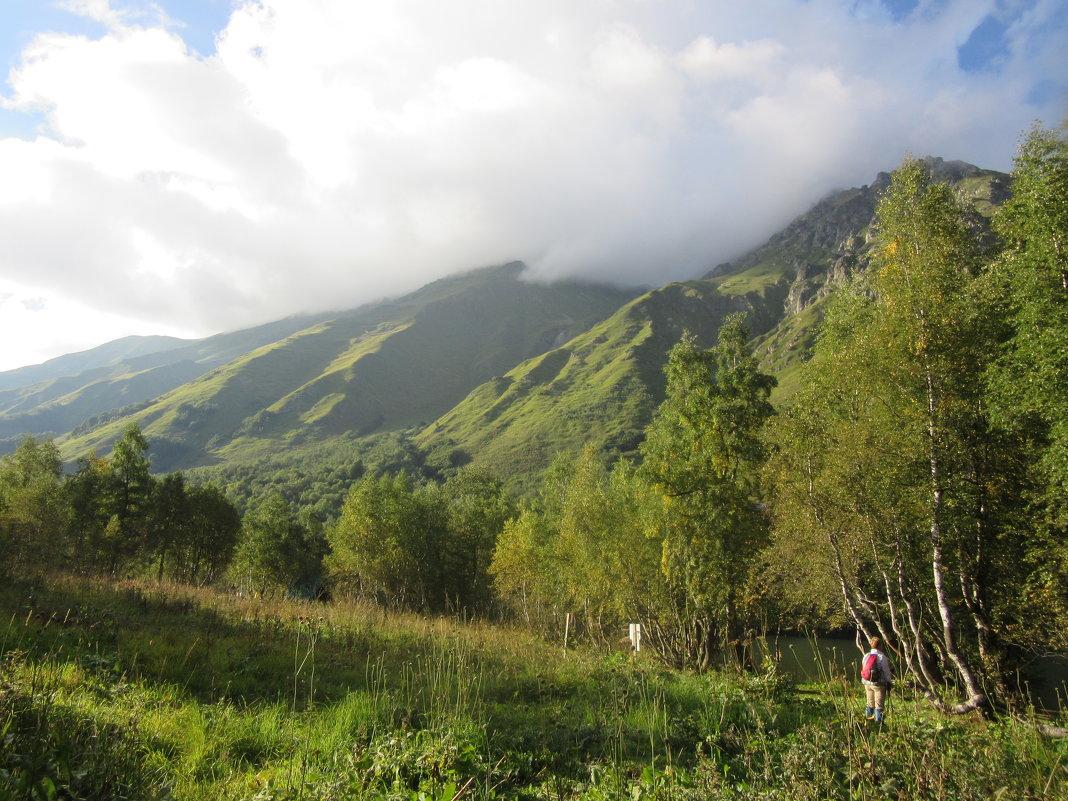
[51,263,642,471]
[0,158,1010,490]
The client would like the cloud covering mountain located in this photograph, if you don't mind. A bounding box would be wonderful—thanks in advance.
[0,0,1065,370]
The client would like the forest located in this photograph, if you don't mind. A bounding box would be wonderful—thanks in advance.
[2,125,1066,726]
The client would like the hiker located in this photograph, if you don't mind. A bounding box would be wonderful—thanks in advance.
[860,636,893,723]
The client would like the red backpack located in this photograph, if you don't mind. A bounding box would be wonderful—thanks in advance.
[861,652,878,681]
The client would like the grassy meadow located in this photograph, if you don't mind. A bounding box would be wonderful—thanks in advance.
[2,574,1066,800]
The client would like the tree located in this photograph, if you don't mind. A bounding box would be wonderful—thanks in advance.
[985,123,1068,649]
[768,158,1036,713]
[489,449,668,646]
[177,483,241,585]
[230,493,321,597]
[988,124,1068,508]
[147,472,189,582]
[872,158,1011,712]
[326,473,442,608]
[0,436,69,574]
[66,452,113,574]
[640,316,776,670]
[491,507,562,629]
[435,470,516,613]
[100,424,156,575]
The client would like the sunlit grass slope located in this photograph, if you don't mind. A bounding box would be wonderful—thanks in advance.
[3,574,1065,800]
[57,264,640,472]
[0,316,328,446]
[416,280,784,488]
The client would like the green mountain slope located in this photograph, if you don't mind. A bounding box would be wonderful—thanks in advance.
[57,263,641,471]
[416,279,780,487]
[5,158,1010,491]
[0,315,331,448]
[0,335,188,392]
[415,158,1010,486]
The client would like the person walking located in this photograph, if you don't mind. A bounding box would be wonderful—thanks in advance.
[860,636,893,723]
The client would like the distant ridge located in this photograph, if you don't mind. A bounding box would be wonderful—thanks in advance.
[0,335,189,392]
[415,158,1010,484]
[0,314,334,446]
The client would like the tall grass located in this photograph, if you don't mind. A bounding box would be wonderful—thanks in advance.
[2,574,1066,800]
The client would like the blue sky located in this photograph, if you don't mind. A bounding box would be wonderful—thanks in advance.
[0,0,232,60]
[0,0,1065,371]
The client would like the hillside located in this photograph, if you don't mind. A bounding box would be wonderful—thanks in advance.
[713,157,1010,395]
[415,158,1010,483]
[415,279,777,485]
[55,263,641,471]
[0,315,332,449]
[0,158,1010,482]
[0,335,189,392]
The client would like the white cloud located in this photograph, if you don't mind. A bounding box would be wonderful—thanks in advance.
[678,36,783,83]
[0,277,197,371]
[0,0,1065,370]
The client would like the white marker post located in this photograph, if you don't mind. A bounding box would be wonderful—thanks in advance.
[629,623,642,652]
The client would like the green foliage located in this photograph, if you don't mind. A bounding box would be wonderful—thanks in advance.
[230,493,325,597]
[100,423,155,574]
[988,125,1068,519]
[155,479,242,586]
[640,316,776,670]
[433,470,516,612]
[327,473,438,607]
[1,575,1065,801]
[0,437,67,575]
[189,429,433,521]
[59,427,243,585]
[327,469,516,614]
[765,152,1064,711]
[486,317,777,670]
[981,124,1068,651]
[490,507,562,629]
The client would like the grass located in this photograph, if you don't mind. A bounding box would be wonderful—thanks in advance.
[53,267,640,475]
[2,574,1066,800]
[415,280,747,492]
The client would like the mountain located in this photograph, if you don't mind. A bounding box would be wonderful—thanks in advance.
[415,280,779,485]
[715,157,1010,394]
[52,263,642,471]
[415,158,1009,484]
[0,159,1010,490]
[0,336,189,392]
[0,314,334,448]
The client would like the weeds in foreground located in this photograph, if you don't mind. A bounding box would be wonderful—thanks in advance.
[1,575,1066,800]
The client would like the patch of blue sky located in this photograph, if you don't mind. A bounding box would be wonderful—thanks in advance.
[1,2,109,76]
[880,0,920,22]
[957,12,1011,73]
[0,106,46,141]
[956,0,1063,78]
[846,0,929,23]
[152,0,235,57]
[0,2,105,140]
[1026,78,1059,107]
